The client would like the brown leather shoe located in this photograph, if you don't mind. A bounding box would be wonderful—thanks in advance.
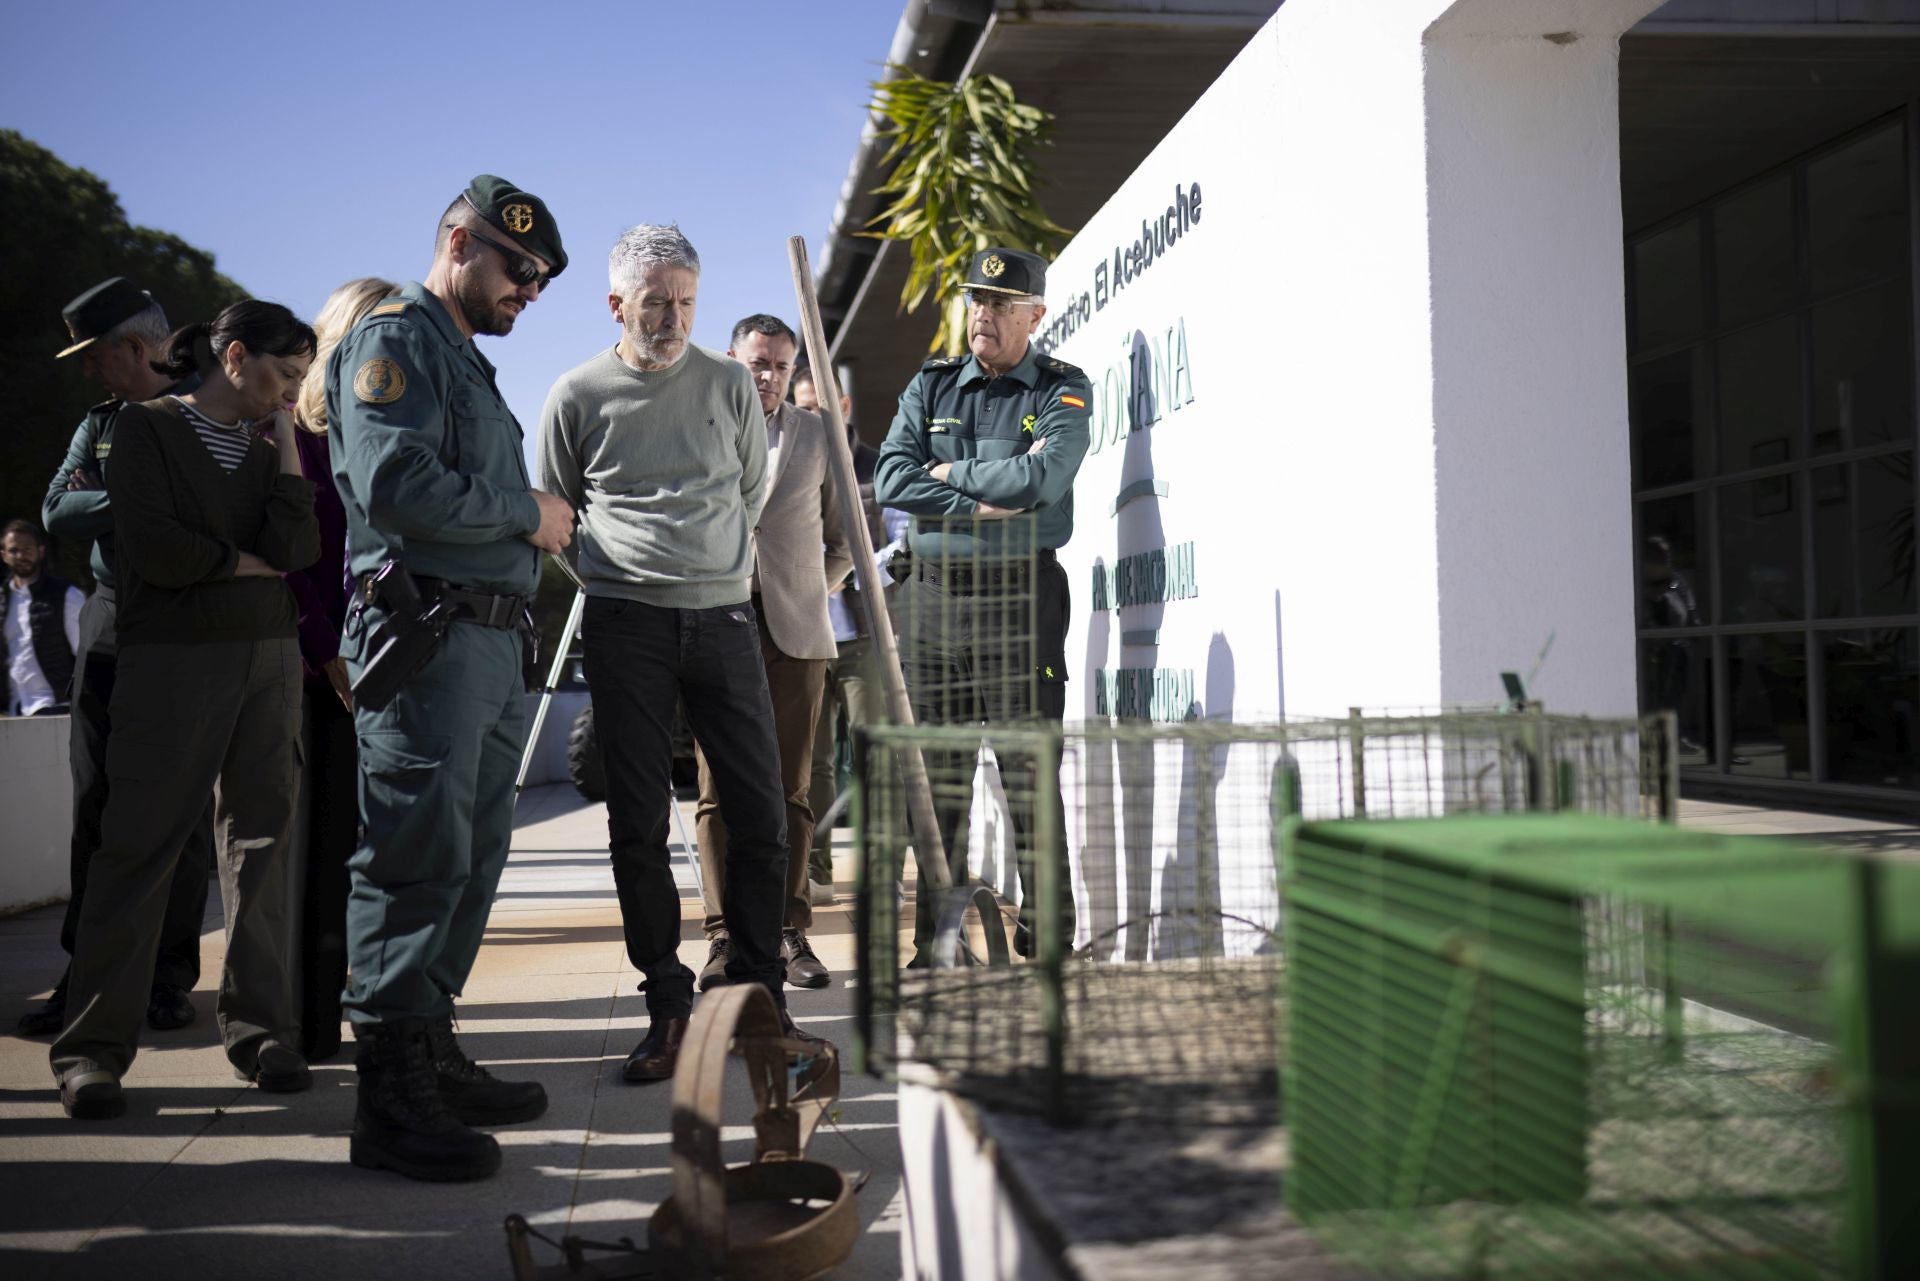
[622,1017,689,1083]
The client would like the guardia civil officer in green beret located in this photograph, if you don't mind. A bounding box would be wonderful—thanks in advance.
[326,175,574,1182]
[873,247,1092,965]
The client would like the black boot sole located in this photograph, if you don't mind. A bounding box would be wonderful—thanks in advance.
[350,1134,502,1182]
[448,1092,548,1127]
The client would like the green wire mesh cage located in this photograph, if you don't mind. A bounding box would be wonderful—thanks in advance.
[1283,813,1920,1279]
[853,710,1676,1127]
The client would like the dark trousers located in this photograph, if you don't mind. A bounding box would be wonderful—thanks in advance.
[807,637,878,883]
[53,639,302,1081]
[902,558,1073,954]
[295,689,358,1060]
[582,596,788,1019]
[695,607,826,934]
[60,589,211,994]
[342,614,525,1025]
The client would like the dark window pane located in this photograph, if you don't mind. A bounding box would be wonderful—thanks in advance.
[1641,638,1714,766]
[1640,494,1709,625]
[1716,316,1801,472]
[1809,122,1907,297]
[1633,218,1703,353]
[1631,351,1708,488]
[1714,174,1797,329]
[1825,630,1920,788]
[1810,279,1913,454]
[1728,633,1810,780]
[1815,455,1916,619]
[1720,474,1804,623]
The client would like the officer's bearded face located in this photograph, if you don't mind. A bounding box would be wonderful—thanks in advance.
[729,331,798,416]
[455,236,545,338]
[612,264,699,370]
[967,296,1046,372]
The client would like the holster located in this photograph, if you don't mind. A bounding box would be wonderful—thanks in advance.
[350,562,455,713]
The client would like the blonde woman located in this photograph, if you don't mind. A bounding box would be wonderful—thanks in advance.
[288,277,397,1060]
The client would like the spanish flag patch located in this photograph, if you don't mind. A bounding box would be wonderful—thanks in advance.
[1060,394,1086,409]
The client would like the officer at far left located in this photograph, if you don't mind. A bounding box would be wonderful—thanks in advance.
[327,175,575,1184]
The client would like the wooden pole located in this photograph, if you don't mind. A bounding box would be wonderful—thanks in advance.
[787,236,951,892]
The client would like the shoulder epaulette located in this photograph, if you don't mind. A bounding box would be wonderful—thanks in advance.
[1040,355,1087,379]
[368,300,410,318]
[922,354,965,370]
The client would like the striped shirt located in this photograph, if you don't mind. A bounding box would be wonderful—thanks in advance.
[170,396,255,473]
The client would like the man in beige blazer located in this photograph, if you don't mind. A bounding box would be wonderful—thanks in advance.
[696,314,852,990]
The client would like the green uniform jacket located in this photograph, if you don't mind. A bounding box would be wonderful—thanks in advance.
[42,376,198,591]
[326,281,542,596]
[873,344,1092,559]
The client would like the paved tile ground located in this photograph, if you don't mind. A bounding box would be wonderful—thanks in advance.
[3,788,1912,1281]
[0,784,903,1281]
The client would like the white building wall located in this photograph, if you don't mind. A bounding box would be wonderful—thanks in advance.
[1425,3,1658,715]
[1045,0,1658,723]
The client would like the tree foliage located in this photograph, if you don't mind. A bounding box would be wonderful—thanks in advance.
[862,70,1070,355]
[0,130,246,580]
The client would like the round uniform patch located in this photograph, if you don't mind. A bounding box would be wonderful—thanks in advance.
[503,203,534,234]
[353,357,407,404]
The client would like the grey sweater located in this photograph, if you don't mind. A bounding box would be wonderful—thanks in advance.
[538,344,768,608]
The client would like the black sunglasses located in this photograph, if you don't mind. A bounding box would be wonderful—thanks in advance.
[449,222,550,291]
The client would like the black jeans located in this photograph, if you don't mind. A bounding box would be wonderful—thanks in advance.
[61,589,211,993]
[582,596,789,1019]
[296,688,358,1060]
[902,556,1073,953]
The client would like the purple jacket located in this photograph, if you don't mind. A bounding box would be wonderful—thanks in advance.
[285,426,350,689]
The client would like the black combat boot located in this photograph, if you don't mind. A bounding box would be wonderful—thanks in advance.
[426,1013,548,1126]
[351,1019,501,1182]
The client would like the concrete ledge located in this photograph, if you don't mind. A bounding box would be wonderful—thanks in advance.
[0,714,72,915]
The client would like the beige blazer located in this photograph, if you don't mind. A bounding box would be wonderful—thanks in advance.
[751,403,853,660]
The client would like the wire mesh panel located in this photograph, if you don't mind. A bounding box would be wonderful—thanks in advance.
[1285,813,1920,1279]
[854,712,1675,1129]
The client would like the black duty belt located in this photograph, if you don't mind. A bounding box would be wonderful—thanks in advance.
[914,548,1056,597]
[359,573,527,628]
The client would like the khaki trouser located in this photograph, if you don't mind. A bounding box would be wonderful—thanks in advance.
[53,638,302,1082]
[696,610,826,934]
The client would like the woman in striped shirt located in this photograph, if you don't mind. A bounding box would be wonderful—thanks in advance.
[52,300,322,1120]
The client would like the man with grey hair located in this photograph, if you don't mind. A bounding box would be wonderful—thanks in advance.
[540,224,824,1083]
[24,278,213,1038]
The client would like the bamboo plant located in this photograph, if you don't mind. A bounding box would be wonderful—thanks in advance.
[862,69,1071,355]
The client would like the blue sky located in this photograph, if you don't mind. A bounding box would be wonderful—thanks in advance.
[1,0,906,449]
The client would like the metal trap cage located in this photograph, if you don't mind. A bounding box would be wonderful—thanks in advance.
[853,709,1677,1127]
[1284,813,1920,1279]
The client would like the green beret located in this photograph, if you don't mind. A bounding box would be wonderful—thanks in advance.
[462,174,568,279]
[965,247,1047,297]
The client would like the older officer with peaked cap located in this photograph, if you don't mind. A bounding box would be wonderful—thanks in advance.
[26,279,213,1039]
[327,174,574,1182]
[873,247,1093,966]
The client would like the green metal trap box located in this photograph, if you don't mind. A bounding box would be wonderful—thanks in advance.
[1283,813,1920,1279]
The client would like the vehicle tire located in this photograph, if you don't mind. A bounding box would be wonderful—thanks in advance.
[567,703,606,802]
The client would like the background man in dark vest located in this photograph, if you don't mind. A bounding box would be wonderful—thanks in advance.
[21,278,212,1038]
[3,520,81,715]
